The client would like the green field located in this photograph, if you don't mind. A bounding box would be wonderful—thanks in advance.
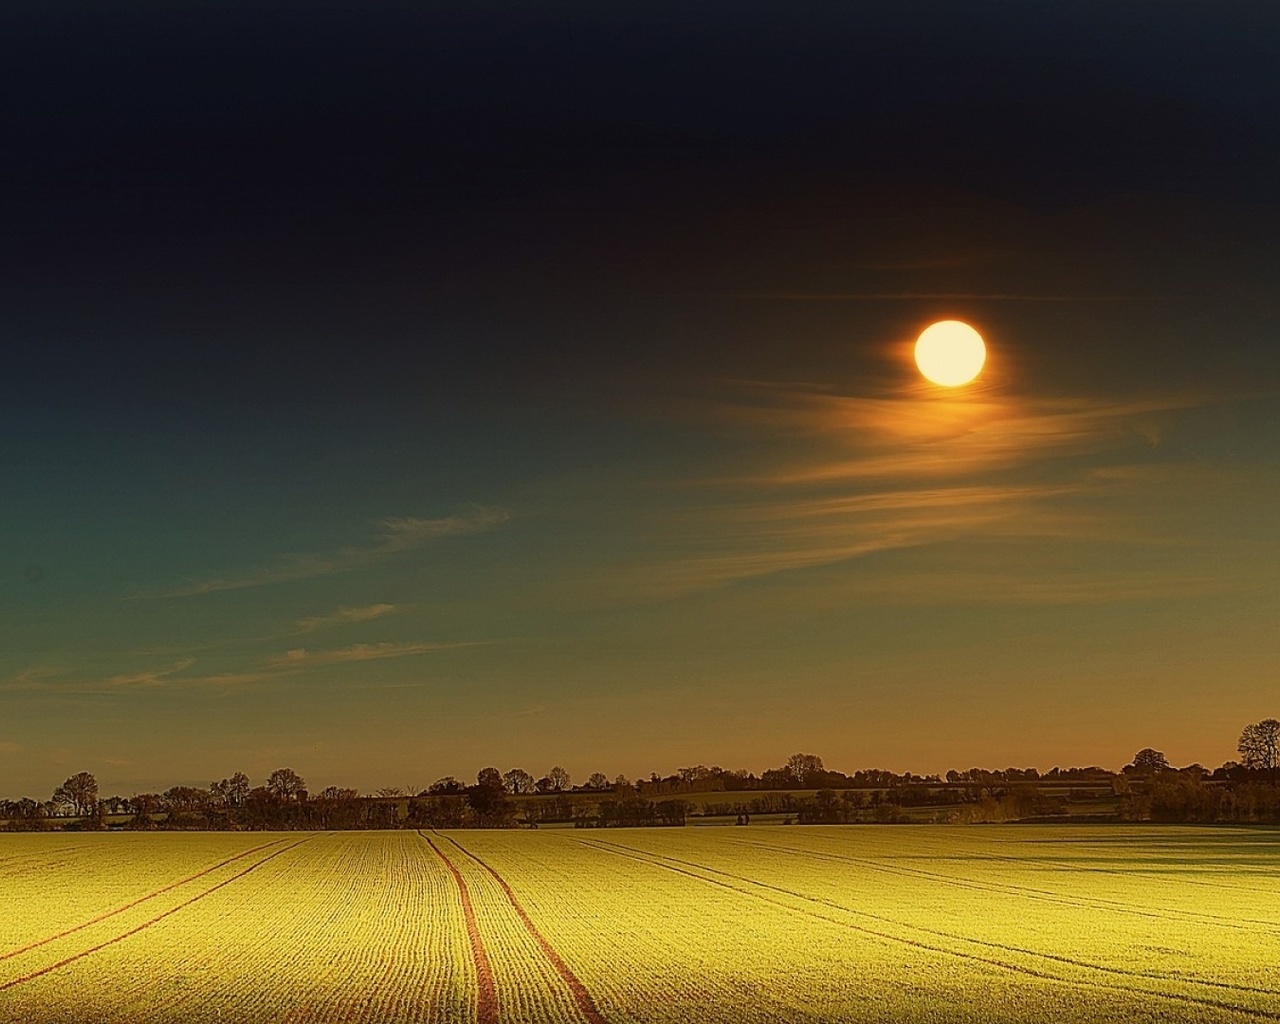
[1,826,1277,1023]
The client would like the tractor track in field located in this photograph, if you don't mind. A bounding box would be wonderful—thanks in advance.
[723,835,1280,994]
[573,835,1280,1021]
[427,831,608,1024]
[729,834,1280,934]
[882,829,1280,900]
[0,837,290,964]
[0,835,315,993]
[0,845,87,871]
[419,831,498,1024]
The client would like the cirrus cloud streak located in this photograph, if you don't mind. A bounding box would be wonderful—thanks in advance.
[135,508,509,599]
[605,379,1236,602]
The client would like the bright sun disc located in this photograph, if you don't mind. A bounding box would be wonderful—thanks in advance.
[914,320,986,386]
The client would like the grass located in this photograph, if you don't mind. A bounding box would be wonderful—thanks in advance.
[1,825,1277,1022]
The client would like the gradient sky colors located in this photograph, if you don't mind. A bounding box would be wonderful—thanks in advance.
[3,3,1279,797]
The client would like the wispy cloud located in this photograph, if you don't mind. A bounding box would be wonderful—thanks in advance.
[293,604,397,634]
[129,604,400,658]
[104,658,197,689]
[271,642,481,667]
[709,375,1196,443]
[609,380,1226,601]
[626,482,1114,597]
[7,638,485,696]
[4,668,61,692]
[721,390,1203,485]
[137,507,509,598]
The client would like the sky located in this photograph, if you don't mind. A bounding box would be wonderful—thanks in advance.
[3,2,1280,798]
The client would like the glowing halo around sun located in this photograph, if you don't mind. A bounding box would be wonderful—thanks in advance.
[914,320,986,386]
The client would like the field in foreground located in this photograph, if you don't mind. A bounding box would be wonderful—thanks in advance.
[0,826,1277,1023]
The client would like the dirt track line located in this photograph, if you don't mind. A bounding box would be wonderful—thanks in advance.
[730,834,1279,934]
[0,845,86,870]
[439,832,608,1024]
[723,834,1280,997]
[419,831,498,1024]
[0,837,289,964]
[575,835,1280,1021]
[896,829,1280,899]
[0,835,315,993]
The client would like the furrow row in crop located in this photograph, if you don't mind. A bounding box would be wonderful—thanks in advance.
[0,835,316,994]
[576,835,1280,1022]
[731,833,1280,933]
[0,837,288,964]
[855,827,1280,899]
[439,833,609,1024]
[421,831,498,1024]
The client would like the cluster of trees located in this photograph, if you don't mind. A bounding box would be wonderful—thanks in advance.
[401,773,687,829]
[700,780,1076,825]
[2,768,315,831]
[420,765,581,797]
[1111,720,1280,824]
[630,755,1114,796]
[634,755,940,796]
[0,763,610,832]
[4,718,1276,831]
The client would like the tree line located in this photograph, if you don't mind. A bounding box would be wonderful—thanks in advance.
[3,718,1276,830]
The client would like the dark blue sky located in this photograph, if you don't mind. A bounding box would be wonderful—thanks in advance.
[3,2,1279,795]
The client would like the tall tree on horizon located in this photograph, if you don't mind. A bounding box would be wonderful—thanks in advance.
[1238,719,1280,785]
[266,767,306,801]
[53,772,98,817]
[1127,749,1170,775]
[546,766,570,792]
[502,768,536,795]
[786,753,825,785]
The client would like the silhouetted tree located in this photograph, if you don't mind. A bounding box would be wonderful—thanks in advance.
[54,772,99,816]
[428,776,464,794]
[49,785,73,817]
[1238,719,1279,785]
[595,797,656,827]
[408,794,466,828]
[266,767,306,801]
[466,775,513,826]
[130,793,162,829]
[677,765,710,785]
[3,797,45,831]
[1125,748,1170,776]
[655,799,687,826]
[476,767,502,790]
[1146,775,1224,822]
[212,772,251,807]
[786,754,824,785]
[546,766,570,792]
[502,768,535,795]
[163,786,210,815]
[586,772,609,790]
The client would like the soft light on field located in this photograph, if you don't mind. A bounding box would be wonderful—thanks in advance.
[2,827,1278,1022]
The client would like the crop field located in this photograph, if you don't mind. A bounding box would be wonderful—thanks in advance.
[0,826,1277,1023]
